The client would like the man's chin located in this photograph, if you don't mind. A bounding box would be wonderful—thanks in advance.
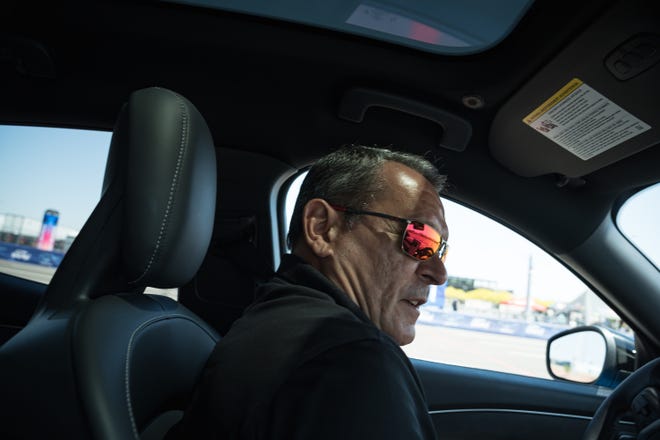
[396,328,416,346]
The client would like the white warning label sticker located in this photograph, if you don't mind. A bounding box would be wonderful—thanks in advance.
[523,78,651,160]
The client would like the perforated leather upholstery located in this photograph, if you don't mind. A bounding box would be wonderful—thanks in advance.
[0,87,219,439]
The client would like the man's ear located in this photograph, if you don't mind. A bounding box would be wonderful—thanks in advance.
[302,198,340,258]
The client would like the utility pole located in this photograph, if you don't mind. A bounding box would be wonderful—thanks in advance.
[525,254,533,322]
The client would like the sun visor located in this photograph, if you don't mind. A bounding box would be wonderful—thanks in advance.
[489,0,660,178]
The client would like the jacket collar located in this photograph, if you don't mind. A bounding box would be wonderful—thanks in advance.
[274,253,372,324]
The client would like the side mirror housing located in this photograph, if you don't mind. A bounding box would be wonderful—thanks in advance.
[546,325,635,387]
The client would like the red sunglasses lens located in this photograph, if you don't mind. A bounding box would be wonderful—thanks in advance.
[402,222,442,261]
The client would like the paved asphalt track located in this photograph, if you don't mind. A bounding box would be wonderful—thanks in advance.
[0,259,55,284]
[404,324,551,379]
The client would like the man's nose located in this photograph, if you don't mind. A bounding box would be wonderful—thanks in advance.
[416,254,448,286]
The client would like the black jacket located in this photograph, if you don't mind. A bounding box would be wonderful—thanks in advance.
[179,254,437,439]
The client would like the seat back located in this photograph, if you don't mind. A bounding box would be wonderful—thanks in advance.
[0,87,219,439]
[179,215,273,335]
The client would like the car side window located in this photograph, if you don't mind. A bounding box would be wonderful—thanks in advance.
[401,198,631,381]
[0,125,111,283]
[0,125,177,299]
[283,172,631,382]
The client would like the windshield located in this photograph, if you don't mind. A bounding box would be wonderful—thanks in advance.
[617,183,660,269]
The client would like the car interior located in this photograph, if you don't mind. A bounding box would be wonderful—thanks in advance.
[1,0,659,439]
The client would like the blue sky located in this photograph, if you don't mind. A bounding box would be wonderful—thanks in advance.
[0,125,111,230]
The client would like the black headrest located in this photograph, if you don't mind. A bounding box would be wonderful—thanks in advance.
[119,88,216,287]
[37,87,216,313]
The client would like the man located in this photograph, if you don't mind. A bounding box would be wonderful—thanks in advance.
[179,145,449,439]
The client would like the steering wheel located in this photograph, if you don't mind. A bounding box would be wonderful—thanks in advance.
[583,357,660,440]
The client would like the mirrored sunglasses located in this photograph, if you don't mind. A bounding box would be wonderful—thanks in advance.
[331,205,448,262]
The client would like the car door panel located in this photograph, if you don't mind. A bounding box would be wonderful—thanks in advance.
[0,273,44,344]
[413,359,607,439]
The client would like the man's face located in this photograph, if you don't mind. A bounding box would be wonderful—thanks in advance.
[330,161,449,345]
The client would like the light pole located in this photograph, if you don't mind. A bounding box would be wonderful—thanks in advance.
[525,254,533,322]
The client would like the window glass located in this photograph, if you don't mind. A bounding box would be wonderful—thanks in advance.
[0,125,177,299]
[283,172,630,381]
[0,125,111,283]
[617,182,660,269]
[402,199,630,381]
[283,171,306,250]
[169,0,535,56]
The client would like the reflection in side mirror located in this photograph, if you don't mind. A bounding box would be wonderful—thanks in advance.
[546,325,636,387]
[548,330,606,383]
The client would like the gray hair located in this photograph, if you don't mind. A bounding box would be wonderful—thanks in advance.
[287,145,446,249]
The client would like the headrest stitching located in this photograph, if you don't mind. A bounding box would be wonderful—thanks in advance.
[129,94,188,285]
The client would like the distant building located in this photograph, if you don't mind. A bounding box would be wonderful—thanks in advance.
[0,212,79,252]
[448,275,498,291]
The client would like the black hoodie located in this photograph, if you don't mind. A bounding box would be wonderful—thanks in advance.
[177,254,437,439]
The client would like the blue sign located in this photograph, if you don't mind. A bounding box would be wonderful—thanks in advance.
[419,307,570,340]
[0,242,64,268]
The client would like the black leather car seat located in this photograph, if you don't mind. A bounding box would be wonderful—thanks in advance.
[0,87,219,439]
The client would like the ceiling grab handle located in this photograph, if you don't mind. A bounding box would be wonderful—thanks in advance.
[338,88,472,152]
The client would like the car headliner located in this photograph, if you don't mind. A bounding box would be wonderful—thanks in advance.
[2,1,659,284]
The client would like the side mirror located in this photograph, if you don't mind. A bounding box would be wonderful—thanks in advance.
[546,325,635,387]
